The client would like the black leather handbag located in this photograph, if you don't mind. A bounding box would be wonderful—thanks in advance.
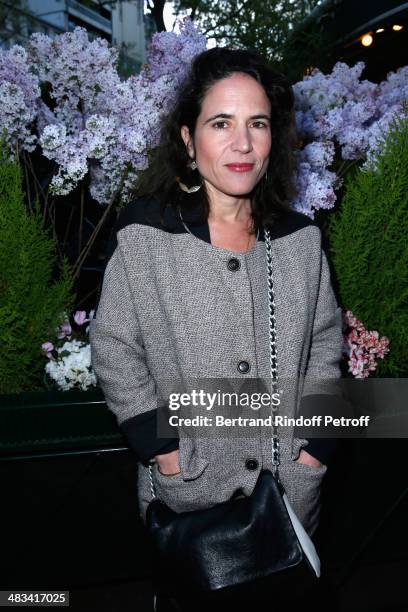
[146,227,321,598]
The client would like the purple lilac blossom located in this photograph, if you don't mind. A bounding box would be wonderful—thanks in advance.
[0,45,39,152]
[292,141,340,217]
[31,20,206,203]
[1,23,407,216]
[293,62,408,215]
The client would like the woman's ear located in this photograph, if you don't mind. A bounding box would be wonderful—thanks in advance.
[180,125,195,160]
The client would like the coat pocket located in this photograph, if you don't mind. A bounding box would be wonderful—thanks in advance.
[178,435,209,480]
[152,437,210,513]
[281,456,327,537]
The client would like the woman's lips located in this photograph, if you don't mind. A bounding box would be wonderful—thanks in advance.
[225,163,254,172]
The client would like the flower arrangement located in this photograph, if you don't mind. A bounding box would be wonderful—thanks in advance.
[0,19,207,281]
[41,311,97,391]
[342,310,390,379]
[293,62,408,217]
[329,112,408,377]
[1,21,406,221]
[1,20,402,387]
[1,19,207,206]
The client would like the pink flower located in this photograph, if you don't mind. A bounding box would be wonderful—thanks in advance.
[41,341,54,359]
[342,309,390,378]
[74,310,89,326]
[42,341,54,351]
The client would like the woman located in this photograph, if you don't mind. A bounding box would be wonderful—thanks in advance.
[90,47,343,610]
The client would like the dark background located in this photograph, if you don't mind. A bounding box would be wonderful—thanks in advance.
[1,438,407,611]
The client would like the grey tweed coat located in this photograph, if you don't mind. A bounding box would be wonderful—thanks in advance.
[89,196,344,537]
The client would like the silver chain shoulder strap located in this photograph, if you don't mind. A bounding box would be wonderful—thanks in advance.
[149,224,281,497]
[264,227,281,479]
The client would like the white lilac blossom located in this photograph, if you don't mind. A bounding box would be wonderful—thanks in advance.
[45,340,97,391]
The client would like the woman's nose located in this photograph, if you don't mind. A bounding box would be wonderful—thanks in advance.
[231,126,252,152]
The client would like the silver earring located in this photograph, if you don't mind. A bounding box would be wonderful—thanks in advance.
[177,179,202,194]
[176,158,202,193]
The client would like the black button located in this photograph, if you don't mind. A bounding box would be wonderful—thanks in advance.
[245,458,259,471]
[227,258,240,271]
[237,360,250,374]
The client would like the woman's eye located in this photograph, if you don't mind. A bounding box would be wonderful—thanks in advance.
[252,121,268,129]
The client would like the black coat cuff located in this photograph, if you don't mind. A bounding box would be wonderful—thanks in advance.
[304,438,338,465]
[119,408,179,466]
[298,393,352,465]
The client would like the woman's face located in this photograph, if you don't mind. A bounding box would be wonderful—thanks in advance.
[181,72,272,201]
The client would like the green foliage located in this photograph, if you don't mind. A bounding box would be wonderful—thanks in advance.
[173,0,322,80]
[328,114,408,376]
[0,149,75,393]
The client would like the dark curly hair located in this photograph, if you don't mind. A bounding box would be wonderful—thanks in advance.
[135,47,298,230]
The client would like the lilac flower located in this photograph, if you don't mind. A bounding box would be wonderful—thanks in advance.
[28,28,120,115]
[142,17,207,86]
[293,62,408,166]
[1,20,406,220]
[291,141,340,217]
[300,141,335,170]
[376,66,408,114]
[363,105,403,170]
[292,61,408,216]
[0,46,39,104]
[0,45,40,152]
[40,124,67,150]
[29,21,206,204]
[292,163,339,218]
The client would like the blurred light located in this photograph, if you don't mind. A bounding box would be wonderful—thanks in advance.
[376,28,385,33]
[393,25,403,31]
[361,33,373,46]
[304,66,315,76]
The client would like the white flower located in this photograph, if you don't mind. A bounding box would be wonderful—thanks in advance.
[40,123,67,150]
[44,339,97,391]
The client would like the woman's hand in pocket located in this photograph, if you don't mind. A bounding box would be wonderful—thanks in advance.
[155,449,181,476]
[295,448,322,468]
